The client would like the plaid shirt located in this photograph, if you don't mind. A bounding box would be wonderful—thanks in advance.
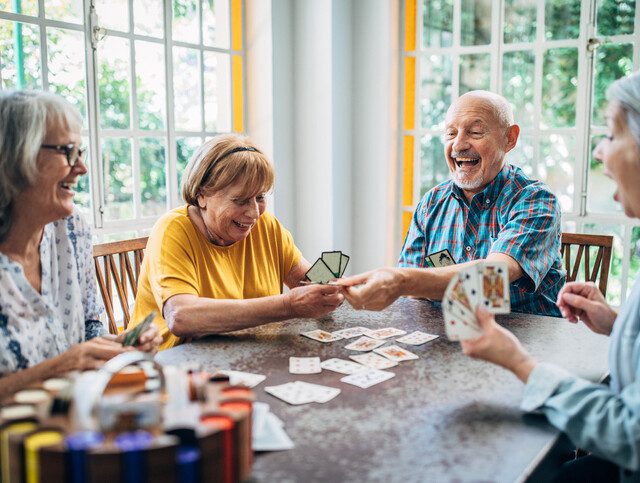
[399,164,565,317]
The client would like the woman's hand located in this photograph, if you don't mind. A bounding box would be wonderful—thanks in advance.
[60,337,131,372]
[135,323,162,353]
[284,284,344,318]
[334,267,405,311]
[460,307,537,383]
[556,281,617,335]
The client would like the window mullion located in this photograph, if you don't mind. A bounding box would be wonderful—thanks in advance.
[165,1,178,208]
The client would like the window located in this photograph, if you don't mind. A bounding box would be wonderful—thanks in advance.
[401,0,640,304]
[0,0,245,238]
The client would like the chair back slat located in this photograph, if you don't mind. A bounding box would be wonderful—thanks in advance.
[93,237,149,334]
[561,233,613,296]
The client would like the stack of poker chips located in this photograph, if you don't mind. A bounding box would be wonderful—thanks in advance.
[0,363,255,483]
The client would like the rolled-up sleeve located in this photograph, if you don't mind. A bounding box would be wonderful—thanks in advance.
[522,363,640,471]
[490,186,561,290]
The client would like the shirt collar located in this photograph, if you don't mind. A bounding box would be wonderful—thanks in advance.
[448,163,510,209]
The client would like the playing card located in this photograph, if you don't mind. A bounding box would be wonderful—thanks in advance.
[305,258,337,284]
[332,327,368,339]
[217,369,266,388]
[457,265,480,310]
[120,311,156,346]
[373,344,419,362]
[478,261,511,313]
[395,331,439,346]
[339,254,350,277]
[289,357,321,374]
[320,358,366,375]
[295,381,341,403]
[321,251,342,277]
[344,336,386,351]
[340,368,395,388]
[427,249,455,267]
[349,353,398,370]
[443,291,482,341]
[264,382,317,405]
[362,327,407,340]
[301,330,343,343]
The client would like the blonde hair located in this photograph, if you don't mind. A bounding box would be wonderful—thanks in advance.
[181,134,275,205]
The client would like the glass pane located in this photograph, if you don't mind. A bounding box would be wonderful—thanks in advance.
[0,21,41,90]
[422,0,453,48]
[582,223,623,305]
[95,0,129,32]
[173,0,199,44]
[539,134,575,212]
[597,0,635,36]
[102,137,133,220]
[588,134,623,214]
[502,50,535,128]
[506,134,534,177]
[460,0,491,46]
[0,0,37,16]
[630,227,640,298]
[545,0,580,40]
[459,54,490,94]
[140,137,166,217]
[75,135,92,222]
[98,36,131,129]
[562,220,578,233]
[420,54,452,130]
[47,28,87,120]
[173,47,201,131]
[592,43,633,126]
[134,0,164,38]
[203,52,230,132]
[45,0,82,24]
[136,40,166,130]
[420,134,448,196]
[504,0,537,43]
[542,48,578,128]
[176,136,201,197]
[203,0,229,48]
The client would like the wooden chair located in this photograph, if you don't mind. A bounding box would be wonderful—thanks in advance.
[561,233,613,296]
[93,237,148,335]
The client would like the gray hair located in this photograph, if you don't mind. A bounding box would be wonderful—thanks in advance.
[608,71,640,150]
[0,90,82,242]
[453,90,515,129]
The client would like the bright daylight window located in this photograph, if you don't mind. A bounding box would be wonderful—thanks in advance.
[401,0,640,304]
[0,0,245,238]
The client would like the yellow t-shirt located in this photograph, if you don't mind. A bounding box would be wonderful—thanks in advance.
[130,205,301,350]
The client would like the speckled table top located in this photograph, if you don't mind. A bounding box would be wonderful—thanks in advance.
[155,297,609,483]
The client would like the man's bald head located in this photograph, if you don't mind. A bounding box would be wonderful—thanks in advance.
[446,90,514,130]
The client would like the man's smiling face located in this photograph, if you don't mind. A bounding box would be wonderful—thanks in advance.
[444,92,518,197]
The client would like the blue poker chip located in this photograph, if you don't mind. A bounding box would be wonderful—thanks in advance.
[66,431,104,450]
[114,430,154,451]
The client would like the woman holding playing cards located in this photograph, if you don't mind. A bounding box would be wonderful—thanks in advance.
[463,71,640,482]
[0,91,161,400]
[129,133,344,350]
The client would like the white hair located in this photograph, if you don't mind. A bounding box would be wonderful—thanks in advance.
[451,90,515,129]
[608,71,640,150]
[0,90,82,241]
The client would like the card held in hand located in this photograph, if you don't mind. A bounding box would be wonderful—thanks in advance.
[119,311,156,346]
[305,258,337,284]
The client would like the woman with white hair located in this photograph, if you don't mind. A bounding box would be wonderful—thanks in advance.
[462,71,640,481]
[0,91,160,399]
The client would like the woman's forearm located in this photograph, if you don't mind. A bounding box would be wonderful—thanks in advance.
[164,293,292,336]
[0,354,69,400]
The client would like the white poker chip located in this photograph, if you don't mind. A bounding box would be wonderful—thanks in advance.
[1,405,37,420]
[14,389,50,404]
[42,378,71,392]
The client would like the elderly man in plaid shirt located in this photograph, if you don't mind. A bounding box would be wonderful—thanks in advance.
[340,90,565,317]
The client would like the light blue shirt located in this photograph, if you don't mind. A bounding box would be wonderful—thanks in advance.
[522,275,640,480]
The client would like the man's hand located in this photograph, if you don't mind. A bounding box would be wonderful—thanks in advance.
[284,284,344,318]
[461,307,537,383]
[556,281,617,335]
[335,267,406,311]
[135,323,162,353]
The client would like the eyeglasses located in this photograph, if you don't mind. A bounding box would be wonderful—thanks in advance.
[40,143,86,167]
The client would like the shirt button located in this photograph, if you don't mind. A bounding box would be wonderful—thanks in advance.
[465,246,472,252]
[485,199,490,204]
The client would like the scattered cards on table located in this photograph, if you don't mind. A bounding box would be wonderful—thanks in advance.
[395,331,439,346]
[363,327,407,340]
[349,353,398,370]
[217,369,267,388]
[373,345,419,362]
[344,336,386,352]
[320,358,367,375]
[301,329,343,343]
[265,381,341,405]
[443,261,511,341]
[340,368,395,388]
[305,250,350,283]
[332,327,368,339]
[289,357,321,374]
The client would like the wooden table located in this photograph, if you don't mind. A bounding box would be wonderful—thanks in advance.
[155,298,609,482]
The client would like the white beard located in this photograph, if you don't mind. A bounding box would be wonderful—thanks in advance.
[450,170,485,190]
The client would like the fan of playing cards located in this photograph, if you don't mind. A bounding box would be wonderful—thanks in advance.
[442,261,511,341]
[305,250,350,283]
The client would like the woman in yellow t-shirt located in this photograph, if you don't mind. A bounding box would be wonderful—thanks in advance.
[130,133,344,349]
